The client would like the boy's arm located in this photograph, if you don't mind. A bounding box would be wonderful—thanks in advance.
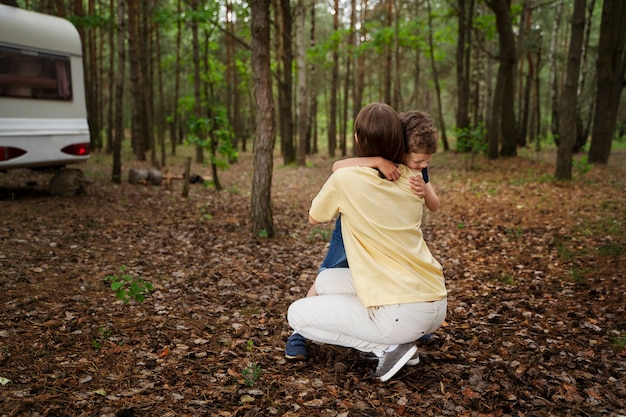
[332,157,400,181]
[423,182,441,212]
[409,174,441,212]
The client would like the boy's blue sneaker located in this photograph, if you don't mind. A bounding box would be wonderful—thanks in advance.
[285,333,308,360]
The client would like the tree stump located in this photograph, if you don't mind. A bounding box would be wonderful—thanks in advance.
[49,168,89,196]
[128,168,162,185]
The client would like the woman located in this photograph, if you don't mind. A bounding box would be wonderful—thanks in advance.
[286,102,447,382]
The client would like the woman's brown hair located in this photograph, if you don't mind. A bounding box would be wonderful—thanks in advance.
[354,102,405,164]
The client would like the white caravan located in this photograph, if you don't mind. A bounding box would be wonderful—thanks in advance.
[0,4,90,171]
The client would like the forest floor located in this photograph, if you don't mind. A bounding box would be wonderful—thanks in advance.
[0,147,625,417]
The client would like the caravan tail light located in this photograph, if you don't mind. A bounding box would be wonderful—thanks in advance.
[61,143,90,156]
[0,147,27,161]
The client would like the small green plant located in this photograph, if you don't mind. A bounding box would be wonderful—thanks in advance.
[199,206,213,220]
[573,156,592,175]
[505,227,524,239]
[570,268,588,284]
[91,326,112,349]
[258,229,269,238]
[241,340,262,386]
[598,242,625,257]
[610,334,626,349]
[499,274,516,285]
[227,185,241,194]
[105,266,154,304]
[309,227,330,242]
[455,123,487,170]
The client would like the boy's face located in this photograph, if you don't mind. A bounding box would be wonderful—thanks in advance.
[404,152,433,171]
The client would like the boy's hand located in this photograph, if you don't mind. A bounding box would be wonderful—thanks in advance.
[409,174,426,197]
[377,158,401,181]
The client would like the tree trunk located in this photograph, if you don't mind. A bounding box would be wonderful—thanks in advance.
[112,0,126,184]
[548,0,564,140]
[426,0,449,151]
[296,0,308,166]
[555,0,586,180]
[190,0,204,164]
[392,0,402,110]
[141,0,154,166]
[352,0,366,156]
[308,3,318,155]
[171,0,182,156]
[277,0,295,165]
[516,0,531,148]
[573,0,596,153]
[204,32,222,191]
[127,0,145,160]
[106,0,115,154]
[455,0,473,133]
[155,20,166,168]
[486,0,517,158]
[250,0,275,237]
[328,0,339,158]
[588,0,626,164]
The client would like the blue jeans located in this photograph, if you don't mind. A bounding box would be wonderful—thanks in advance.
[319,216,349,271]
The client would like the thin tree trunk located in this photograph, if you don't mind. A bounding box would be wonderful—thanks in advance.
[555,0,586,180]
[106,0,115,154]
[155,20,166,168]
[392,0,401,109]
[190,0,204,164]
[328,0,339,158]
[127,0,145,160]
[296,0,308,166]
[426,0,449,151]
[382,0,392,104]
[170,0,182,156]
[250,0,275,237]
[112,0,126,184]
[352,0,366,156]
[141,0,154,166]
[455,0,472,133]
[308,1,318,155]
[276,0,295,165]
[573,0,596,153]
[549,0,564,139]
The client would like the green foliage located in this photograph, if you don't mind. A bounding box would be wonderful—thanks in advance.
[309,227,330,242]
[105,266,154,304]
[91,326,112,350]
[610,333,626,349]
[573,156,592,175]
[241,340,262,386]
[456,124,487,153]
[570,268,589,284]
[258,229,269,238]
[185,106,238,171]
[499,274,516,285]
[598,242,625,257]
[456,124,487,170]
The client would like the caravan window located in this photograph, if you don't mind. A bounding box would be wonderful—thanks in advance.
[0,45,73,101]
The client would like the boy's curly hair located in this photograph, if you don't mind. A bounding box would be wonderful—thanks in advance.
[398,110,439,154]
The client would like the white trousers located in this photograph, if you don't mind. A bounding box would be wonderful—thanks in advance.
[287,268,447,354]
